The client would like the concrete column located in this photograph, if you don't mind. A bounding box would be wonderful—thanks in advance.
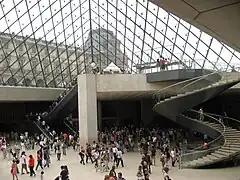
[78,74,98,145]
[141,99,154,126]
[97,100,102,131]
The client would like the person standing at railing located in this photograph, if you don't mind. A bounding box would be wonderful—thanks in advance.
[203,142,208,150]
[199,108,204,121]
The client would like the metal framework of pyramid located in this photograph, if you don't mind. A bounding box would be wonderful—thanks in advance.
[0,0,239,88]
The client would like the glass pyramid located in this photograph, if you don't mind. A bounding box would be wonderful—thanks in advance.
[0,0,239,88]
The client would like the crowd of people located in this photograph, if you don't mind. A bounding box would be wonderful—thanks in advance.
[0,106,196,180]
[0,130,73,180]
[0,123,186,180]
[96,126,182,180]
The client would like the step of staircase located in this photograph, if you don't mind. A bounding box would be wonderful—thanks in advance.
[218,148,239,154]
[210,152,227,158]
[206,154,219,160]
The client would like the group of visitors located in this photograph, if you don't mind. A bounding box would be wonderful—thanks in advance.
[0,127,73,180]
[94,126,181,179]
[1,120,190,180]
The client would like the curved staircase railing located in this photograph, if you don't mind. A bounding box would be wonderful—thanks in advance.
[153,71,221,103]
[153,70,240,168]
[205,113,240,131]
[179,110,226,169]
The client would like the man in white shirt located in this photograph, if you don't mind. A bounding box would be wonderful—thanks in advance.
[92,150,100,170]
[112,146,118,164]
[24,132,28,139]
[42,120,46,127]
[20,134,24,141]
[20,141,26,151]
[116,149,124,168]
[20,151,29,174]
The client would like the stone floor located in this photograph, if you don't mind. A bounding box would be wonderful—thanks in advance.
[0,149,240,180]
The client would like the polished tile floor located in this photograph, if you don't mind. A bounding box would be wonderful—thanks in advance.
[0,149,239,180]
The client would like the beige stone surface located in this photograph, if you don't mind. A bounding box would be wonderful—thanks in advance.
[0,149,240,180]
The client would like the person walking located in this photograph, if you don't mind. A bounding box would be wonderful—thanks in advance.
[20,151,29,174]
[116,148,124,168]
[10,160,18,180]
[79,146,85,165]
[28,155,36,177]
[35,150,43,171]
[56,145,61,161]
[162,167,171,180]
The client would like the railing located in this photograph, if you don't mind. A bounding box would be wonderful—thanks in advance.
[46,84,77,115]
[179,109,226,169]
[153,71,221,102]
[33,121,53,140]
[63,120,78,137]
[176,72,221,94]
[205,113,240,131]
[205,112,240,156]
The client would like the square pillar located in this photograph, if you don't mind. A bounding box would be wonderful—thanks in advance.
[78,74,98,145]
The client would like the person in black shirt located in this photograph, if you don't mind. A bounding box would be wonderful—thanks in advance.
[86,143,93,163]
[143,153,151,174]
[79,146,85,165]
[109,165,116,178]
[150,145,156,166]
[60,165,69,180]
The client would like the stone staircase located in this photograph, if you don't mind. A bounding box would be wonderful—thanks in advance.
[156,75,239,104]
[153,71,240,168]
[181,114,240,168]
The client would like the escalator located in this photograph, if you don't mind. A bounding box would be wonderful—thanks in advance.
[63,120,79,137]
[33,121,53,140]
[43,84,78,124]
[153,71,240,168]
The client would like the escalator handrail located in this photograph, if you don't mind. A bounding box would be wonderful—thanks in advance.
[176,71,221,94]
[46,85,77,118]
[33,121,52,140]
[152,71,220,99]
[64,121,78,137]
[180,109,226,159]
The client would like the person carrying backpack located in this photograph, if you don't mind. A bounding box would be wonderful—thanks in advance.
[162,167,171,180]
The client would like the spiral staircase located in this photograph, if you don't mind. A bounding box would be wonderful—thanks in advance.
[153,71,240,168]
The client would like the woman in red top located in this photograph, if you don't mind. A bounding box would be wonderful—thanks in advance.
[28,155,36,177]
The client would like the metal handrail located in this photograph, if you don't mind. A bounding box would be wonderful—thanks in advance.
[179,109,226,168]
[205,113,240,125]
[183,109,226,150]
[46,84,77,116]
[153,71,221,101]
[176,71,221,94]
[64,120,78,137]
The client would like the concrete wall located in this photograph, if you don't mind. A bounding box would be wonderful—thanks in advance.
[96,74,171,92]
[0,86,64,101]
[147,69,212,82]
